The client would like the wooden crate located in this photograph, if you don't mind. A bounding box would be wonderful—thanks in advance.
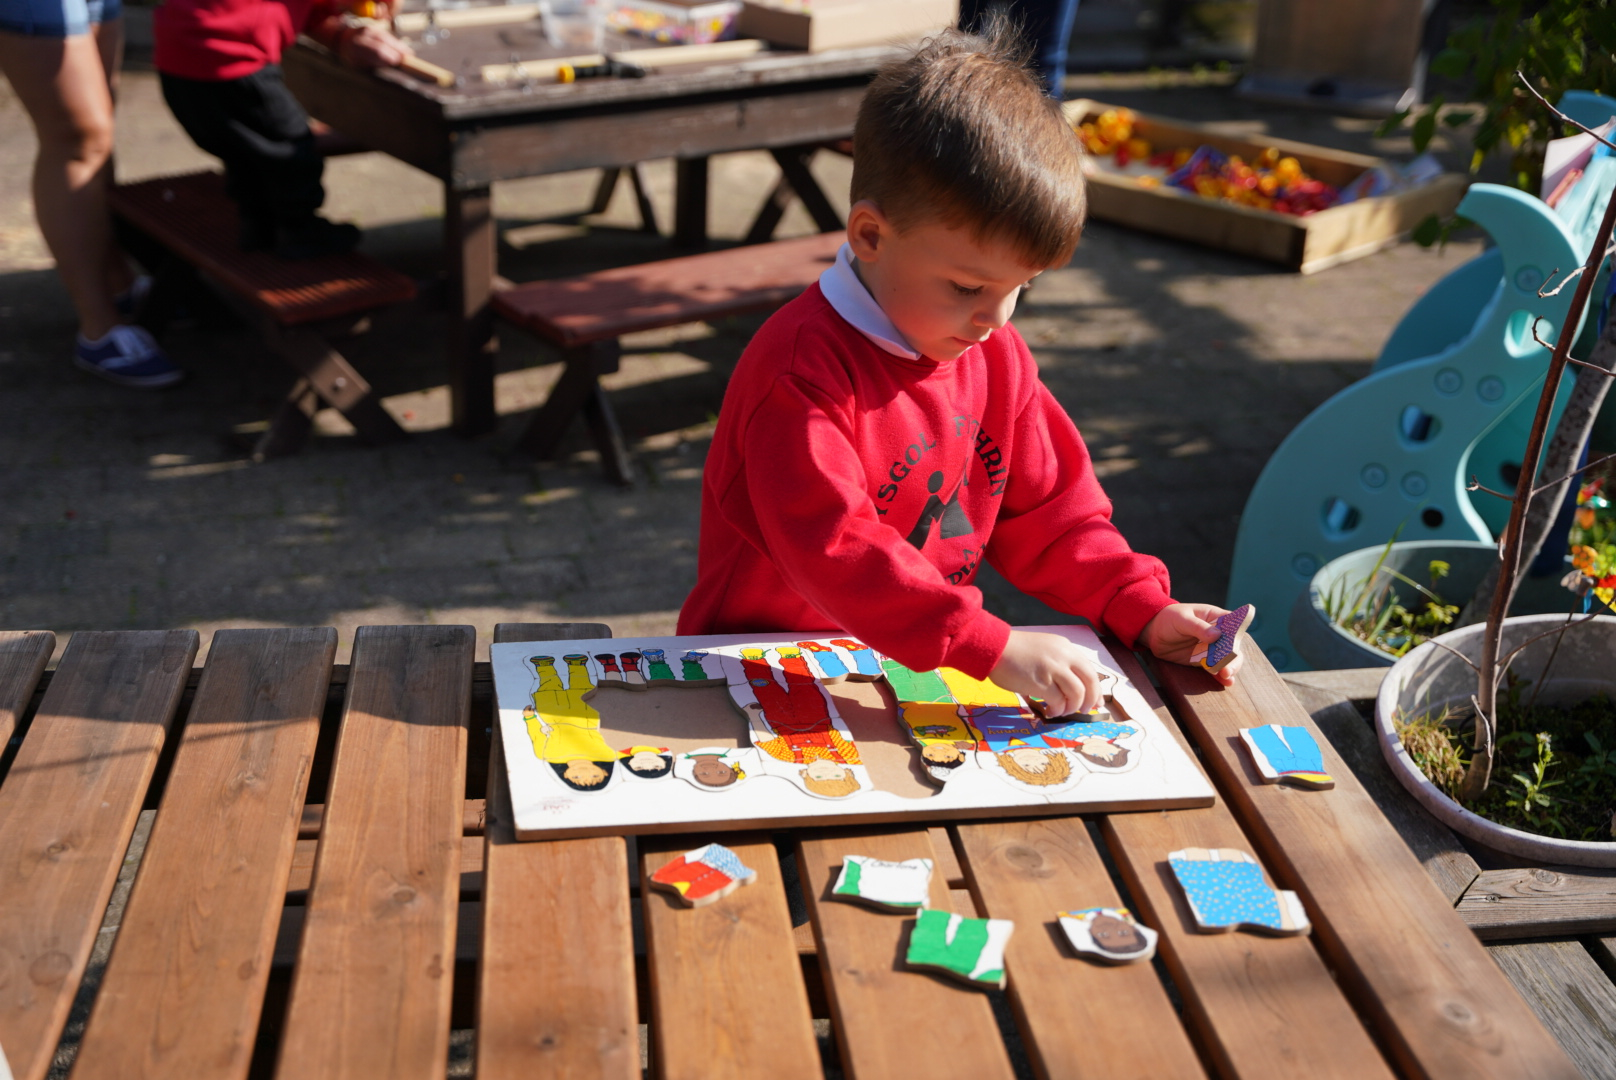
[1064,99,1469,274]
[738,0,957,51]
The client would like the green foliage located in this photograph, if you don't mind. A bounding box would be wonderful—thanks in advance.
[1403,691,1616,840]
[1394,705,1470,798]
[1384,0,1616,192]
[1504,731,1566,834]
[1323,534,1461,657]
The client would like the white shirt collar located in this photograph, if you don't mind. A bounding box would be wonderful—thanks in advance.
[818,242,921,360]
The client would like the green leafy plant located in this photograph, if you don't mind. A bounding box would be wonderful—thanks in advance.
[1505,731,1566,834]
[1380,0,1616,192]
[1399,693,1616,839]
[1323,532,1460,657]
[1394,705,1469,798]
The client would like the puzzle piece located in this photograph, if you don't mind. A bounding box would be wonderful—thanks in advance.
[1191,604,1254,674]
[832,856,933,911]
[1240,725,1334,789]
[905,909,1014,988]
[679,747,749,790]
[650,843,758,907]
[729,647,866,800]
[1057,907,1158,963]
[525,654,618,792]
[1168,847,1310,935]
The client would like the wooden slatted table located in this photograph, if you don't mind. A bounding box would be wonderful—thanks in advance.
[282,33,888,439]
[0,625,1597,1080]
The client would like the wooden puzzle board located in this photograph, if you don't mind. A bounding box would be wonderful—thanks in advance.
[492,625,1215,841]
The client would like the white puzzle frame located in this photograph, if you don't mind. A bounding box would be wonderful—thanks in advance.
[491,625,1215,841]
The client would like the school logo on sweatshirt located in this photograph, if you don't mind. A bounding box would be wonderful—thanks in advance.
[875,416,1007,558]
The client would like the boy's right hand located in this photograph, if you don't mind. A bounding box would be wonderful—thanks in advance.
[989,630,1108,717]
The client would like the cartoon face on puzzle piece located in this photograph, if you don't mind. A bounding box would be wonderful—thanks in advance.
[551,758,616,792]
[1047,718,1145,775]
[896,699,977,784]
[1057,907,1158,964]
[618,745,673,780]
[989,745,1081,792]
[797,757,864,799]
[675,748,750,792]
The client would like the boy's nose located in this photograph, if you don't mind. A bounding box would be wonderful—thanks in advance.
[973,294,1018,332]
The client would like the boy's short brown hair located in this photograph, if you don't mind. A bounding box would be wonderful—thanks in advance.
[851,19,1086,268]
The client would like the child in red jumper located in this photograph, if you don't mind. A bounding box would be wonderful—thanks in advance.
[154,0,411,257]
[678,21,1242,714]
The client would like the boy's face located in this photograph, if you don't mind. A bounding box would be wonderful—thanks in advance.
[848,202,1051,362]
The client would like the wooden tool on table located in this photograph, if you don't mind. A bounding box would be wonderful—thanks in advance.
[399,52,456,86]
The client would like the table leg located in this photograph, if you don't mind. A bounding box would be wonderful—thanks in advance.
[673,156,709,249]
[445,184,498,437]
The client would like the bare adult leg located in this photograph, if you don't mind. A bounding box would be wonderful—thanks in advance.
[0,28,120,339]
[93,15,136,298]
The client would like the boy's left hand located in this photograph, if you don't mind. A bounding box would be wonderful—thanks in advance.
[340,22,413,69]
[1139,603,1243,685]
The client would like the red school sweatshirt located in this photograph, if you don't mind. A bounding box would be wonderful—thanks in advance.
[155,0,335,81]
[676,283,1175,679]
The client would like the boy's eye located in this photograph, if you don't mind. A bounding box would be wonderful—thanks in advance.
[950,281,983,296]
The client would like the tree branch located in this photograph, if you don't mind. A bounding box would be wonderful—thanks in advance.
[1516,70,1616,152]
[1467,476,1516,500]
[1570,356,1616,376]
[1531,449,1616,496]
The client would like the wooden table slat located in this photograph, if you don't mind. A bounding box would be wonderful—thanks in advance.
[796,830,1016,1080]
[0,630,198,1080]
[1102,649,1394,1080]
[0,630,54,751]
[955,818,1206,1080]
[72,628,337,1080]
[641,833,819,1080]
[1156,649,1584,1079]
[275,625,475,1080]
[479,609,636,1080]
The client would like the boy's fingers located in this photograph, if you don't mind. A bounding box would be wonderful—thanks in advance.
[1074,665,1102,715]
[1047,668,1082,718]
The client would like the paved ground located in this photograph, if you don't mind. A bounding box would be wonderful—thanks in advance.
[1,34,1500,663]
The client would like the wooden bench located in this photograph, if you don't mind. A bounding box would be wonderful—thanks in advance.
[492,229,844,486]
[109,171,415,461]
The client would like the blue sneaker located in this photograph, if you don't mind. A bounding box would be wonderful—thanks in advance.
[74,325,185,389]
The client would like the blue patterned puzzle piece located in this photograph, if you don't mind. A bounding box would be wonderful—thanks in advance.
[1168,848,1309,936]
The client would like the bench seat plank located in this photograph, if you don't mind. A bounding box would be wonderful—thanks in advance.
[493,231,844,347]
[1156,650,1583,1079]
[1457,867,1616,939]
[0,630,198,1080]
[1102,649,1393,1080]
[640,833,819,1080]
[1487,940,1616,1080]
[955,818,1206,1080]
[0,630,54,751]
[275,625,475,1080]
[479,621,637,1080]
[72,629,337,1080]
[796,829,1016,1080]
[111,172,416,326]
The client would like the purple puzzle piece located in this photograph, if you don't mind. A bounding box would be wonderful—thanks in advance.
[1196,604,1254,674]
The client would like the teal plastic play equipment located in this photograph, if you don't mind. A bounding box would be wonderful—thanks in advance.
[1229,93,1616,671]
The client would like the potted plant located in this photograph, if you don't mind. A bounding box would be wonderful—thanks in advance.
[1291,536,1608,670]
[1374,82,1616,865]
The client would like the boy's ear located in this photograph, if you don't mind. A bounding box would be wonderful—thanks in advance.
[846,200,890,263]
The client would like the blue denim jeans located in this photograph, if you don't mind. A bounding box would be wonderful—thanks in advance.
[0,0,120,37]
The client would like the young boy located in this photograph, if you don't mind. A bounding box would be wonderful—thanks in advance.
[153,0,411,257]
[677,24,1240,715]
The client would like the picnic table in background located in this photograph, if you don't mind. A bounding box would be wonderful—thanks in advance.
[0,623,1601,1080]
[282,29,887,439]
